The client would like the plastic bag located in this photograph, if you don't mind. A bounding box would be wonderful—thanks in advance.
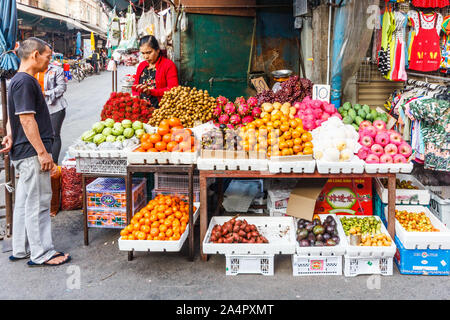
[159,11,167,48]
[180,9,188,32]
[137,10,153,37]
[151,9,161,43]
[50,165,61,216]
[60,159,82,211]
[165,9,173,38]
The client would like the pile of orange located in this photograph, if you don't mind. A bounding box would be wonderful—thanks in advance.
[239,110,313,157]
[120,194,197,241]
[134,117,196,153]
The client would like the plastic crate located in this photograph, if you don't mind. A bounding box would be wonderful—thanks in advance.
[375,174,430,205]
[76,157,127,175]
[316,159,364,174]
[292,255,342,276]
[394,236,450,276]
[87,177,147,212]
[151,189,200,202]
[364,162,413,174]
[429,189,450,228]
[154,173,199,192]
[343,255,393,277]
[225,255,274,276]
[87,200,144,229]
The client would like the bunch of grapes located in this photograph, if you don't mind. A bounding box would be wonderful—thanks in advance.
[254,76,314,107]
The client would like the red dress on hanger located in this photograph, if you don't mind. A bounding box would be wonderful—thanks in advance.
[412,0,449,8]
[409,12,442,72]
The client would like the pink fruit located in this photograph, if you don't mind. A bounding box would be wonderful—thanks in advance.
[230,114,242,125]
[305,108,313,115]
[237,103,250,116]
[393,154,407,163]
[251,107,262,118]
[366,154,380,164]
[359,120,372,130]
[334,113,343,120]
[398,142,412,158]
[213,106,222,117]
[321,112,331,121]
[247,96,258,107]
[389,132,403,146]
[375,132,390,147]
[218,114,229,124]
[370,144,384,157]
[226,124,235,129]
[357,146,371,160]
[380,154,393,163]
[242,115,254,125]
[234,96,246,106]
[384,143,398,156]
[294,102,302,110]
[304,114,314,122]
[373,120,387,131]
[360,135,374,148]
[216,96,228,107]
[224,102,236,114]
[361,126,377,138]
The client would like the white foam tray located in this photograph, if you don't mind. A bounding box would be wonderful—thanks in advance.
[316,159,365,174]
[375,174,430,205]
[364,162,413,174]
[68,146,132,158]
[385,205,450,250]
[268,160,316,174]
[197,157,268,171]
[202,216,296,255]
[294,214,347,256]
[127,150,198,165]
[337,215,396,258]
[118,202,199,252]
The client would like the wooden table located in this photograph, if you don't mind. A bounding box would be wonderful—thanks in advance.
[126,164,197,261]
[199,170,397,261]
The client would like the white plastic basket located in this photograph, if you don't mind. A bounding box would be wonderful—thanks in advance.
[197,157,268,171]
[118,202,199,252]
[375,174,430,205]
[225,255,274,276]
[364,162,413,174]
[292,255,342,276]
[337,215,397,258]
[154,173,200,192]
[386,205,450,250]
[316,159,364,174]
[202,216,296,255]
[268,159,316,174]
[75,157,128,175]
[127,150,198,165]
[429,190,450,227]
[344,255,393,277]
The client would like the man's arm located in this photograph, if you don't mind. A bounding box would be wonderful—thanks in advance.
[19,114,53,171]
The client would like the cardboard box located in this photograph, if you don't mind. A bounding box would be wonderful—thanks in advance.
[394,236,450,276]
[285,179,327,220]
[314,178,373,216]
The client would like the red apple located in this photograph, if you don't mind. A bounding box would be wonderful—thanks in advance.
[370,144,384,157]
[360,135,374,148]
[380,154,393,163]
[393,154,407,163]
[366,154,380,164]
[384,143,398,156]
[373,120,387,131]
[389,132,403,146]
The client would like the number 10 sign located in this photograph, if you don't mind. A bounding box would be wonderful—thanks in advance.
[313,84,330,102]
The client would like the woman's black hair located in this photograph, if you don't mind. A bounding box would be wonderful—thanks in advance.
[139,35,160,51]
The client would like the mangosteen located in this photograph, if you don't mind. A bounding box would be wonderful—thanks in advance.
[315,241,325,247]
[323,233,331,241]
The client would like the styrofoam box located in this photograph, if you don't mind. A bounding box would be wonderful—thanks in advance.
[202,216,296,255]
[386,205,450,250]
[375,174,430,205]
[316,159,365,174]
[364,162,413,174]
[344,255,393,277]
[337,215,397,258]
[127,150,198,165]
[225,255,274,276]
[292,255,342,276]
[118,202,199,252]
[268,160,316,174]
[429,191,450,227]
[197,157,268,171]
[294,214,347,256]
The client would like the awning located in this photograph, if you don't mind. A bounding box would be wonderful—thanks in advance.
[17,3,106,37]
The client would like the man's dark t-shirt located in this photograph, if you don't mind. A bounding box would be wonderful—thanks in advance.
[7,72,54,161]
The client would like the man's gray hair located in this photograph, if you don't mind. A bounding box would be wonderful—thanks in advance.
[17,37,52,60]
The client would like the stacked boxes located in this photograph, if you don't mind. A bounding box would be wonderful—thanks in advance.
[87,177,147,228]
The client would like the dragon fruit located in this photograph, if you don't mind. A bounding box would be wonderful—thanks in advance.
[213,106,222,117]
[224,102,236,114]
[251,107,262,118]
[216,96,228,107]
[238,103,250,116]
[242,116,254,125]
[247,96,258,107]
[230,114,242,125]
[219,114,230,125]
[227,124,235,129]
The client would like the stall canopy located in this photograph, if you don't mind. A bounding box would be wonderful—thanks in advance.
[0,0,20,79]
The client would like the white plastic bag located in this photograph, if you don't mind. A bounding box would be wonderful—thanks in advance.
[151,9,160,42]
[137,10,153,37]
[180,9,188,32]
[159,12,167,48]
[165,9,173,38]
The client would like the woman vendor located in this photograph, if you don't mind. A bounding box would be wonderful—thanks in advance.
[132,35,179,108]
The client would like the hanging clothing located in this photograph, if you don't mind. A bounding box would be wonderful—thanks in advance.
[412,0,449,8]
[408,12,443,72]
[391,11,408,81]
[378,9,395,76]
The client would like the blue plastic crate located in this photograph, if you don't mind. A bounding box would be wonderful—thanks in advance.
[394,236,450,276]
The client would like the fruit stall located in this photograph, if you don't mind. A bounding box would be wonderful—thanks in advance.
[65,73,450,277]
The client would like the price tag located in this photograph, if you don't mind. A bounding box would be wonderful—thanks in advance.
[251,77,270,93]
[313,84,331,102]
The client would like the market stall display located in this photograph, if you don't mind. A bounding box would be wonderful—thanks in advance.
[147,86,216,128]
[101,92,154,123]
[375,174,430,205]
[338,102,388,132]
[213,96,260,129]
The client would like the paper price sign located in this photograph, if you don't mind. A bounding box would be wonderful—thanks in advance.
[313,85,331,102]
[251,77,270,93]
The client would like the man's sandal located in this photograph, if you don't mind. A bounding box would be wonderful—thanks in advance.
[27,252,71,267]
[9,255,30,262]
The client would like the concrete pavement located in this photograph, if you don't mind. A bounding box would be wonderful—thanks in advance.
[1,67,450,300]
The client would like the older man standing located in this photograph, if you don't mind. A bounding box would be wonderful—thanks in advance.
[1,37,71,267]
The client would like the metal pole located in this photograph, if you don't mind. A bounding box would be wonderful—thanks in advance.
[1,79,13,237]
[326,0,333,85]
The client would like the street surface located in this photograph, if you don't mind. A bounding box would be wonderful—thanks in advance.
[0,68,450,300]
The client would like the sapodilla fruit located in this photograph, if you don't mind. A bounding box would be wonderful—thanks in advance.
[398,142,412,158]
[370,144,384,157]
[366,154,380,164]
[384,143,398,156]
[380,154,393,163]
[375,132,390,147]
[389,132,403,146]
[393,154,407,163]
